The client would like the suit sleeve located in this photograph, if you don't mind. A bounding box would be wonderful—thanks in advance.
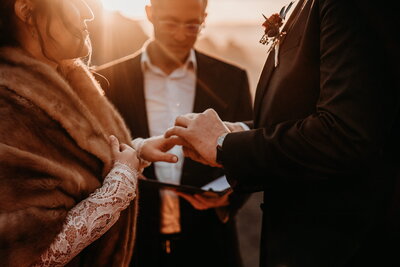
[221,0,399,187]
[222,69,254,220]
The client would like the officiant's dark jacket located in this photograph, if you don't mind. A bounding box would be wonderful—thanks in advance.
[96,50,253,267]
[219,0,400,266]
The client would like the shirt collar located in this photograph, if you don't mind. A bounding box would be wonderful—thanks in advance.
[140,40,197,75]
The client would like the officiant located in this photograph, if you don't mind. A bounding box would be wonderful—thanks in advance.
[96,0,252,266]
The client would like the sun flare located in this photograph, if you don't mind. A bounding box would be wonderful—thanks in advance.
[100,0,148,18]
[99,0,288,24]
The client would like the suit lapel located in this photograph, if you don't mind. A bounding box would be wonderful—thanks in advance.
[253,49,276,126]
[130,55,150,138]
[129,55,158,180]
[193,52,228,114]
[281,0,307,41]
[253,0,306,126]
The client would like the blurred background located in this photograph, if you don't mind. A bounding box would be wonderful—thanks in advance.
[85,1,288,266]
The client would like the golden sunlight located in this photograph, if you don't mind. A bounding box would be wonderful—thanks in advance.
[100,0,148,19]
[99,0,288,24]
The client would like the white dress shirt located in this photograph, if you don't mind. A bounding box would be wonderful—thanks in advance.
[141,44,197,234]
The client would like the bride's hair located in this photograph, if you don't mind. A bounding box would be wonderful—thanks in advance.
[0,0,90,61]
[0,0,19,46]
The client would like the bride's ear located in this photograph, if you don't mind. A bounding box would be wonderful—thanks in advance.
[14,0,35,25]
[203,12,208,22]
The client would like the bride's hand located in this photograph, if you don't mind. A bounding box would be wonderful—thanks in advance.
[110,135,140,170]
[139,135,182,163]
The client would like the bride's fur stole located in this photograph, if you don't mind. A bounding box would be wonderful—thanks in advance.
[0,47,137,267]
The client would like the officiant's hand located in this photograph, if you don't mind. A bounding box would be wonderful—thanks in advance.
[165,109,230,167]
[175,189,233,210]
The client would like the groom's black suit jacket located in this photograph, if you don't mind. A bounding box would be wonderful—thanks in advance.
[220,0,400,266]
[96,50,253,267]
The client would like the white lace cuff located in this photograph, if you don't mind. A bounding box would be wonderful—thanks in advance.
[132,138,152,170]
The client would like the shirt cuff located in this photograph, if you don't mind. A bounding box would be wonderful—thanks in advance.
[238,122,250,131]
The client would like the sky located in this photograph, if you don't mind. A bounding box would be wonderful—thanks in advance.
[100,0,290,24]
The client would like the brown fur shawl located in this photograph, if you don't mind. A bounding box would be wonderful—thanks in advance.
[0,47,137,267]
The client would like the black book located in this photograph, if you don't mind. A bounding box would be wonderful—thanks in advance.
[140,175,231,196]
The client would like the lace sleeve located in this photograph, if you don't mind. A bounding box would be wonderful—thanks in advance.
[132,138,152,171]
[32,162,138,267]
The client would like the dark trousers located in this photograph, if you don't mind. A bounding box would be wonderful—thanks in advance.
[156,232,240,267]
[159,233,185,267]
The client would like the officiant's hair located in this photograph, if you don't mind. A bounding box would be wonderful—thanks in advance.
[0,0,89,60]
[150,0,208,9]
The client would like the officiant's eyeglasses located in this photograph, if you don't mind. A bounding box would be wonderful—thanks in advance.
[157,20,204,36]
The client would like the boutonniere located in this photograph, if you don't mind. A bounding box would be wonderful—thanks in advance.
[260,1,295,66]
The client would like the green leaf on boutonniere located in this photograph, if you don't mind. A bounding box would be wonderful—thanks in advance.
[279,6,286,19]
[280,1,294,20]
[260,0,295,67]
[260,1,293,49]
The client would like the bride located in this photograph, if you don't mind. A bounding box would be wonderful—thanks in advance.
[0,0,179,266]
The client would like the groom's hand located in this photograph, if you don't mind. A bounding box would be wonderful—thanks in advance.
[165,109,230,167]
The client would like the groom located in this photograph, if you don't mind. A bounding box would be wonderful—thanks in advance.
[166,0,400,266]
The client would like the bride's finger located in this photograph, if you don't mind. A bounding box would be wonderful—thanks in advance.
[109,135,120,153]
[152,151,178,163]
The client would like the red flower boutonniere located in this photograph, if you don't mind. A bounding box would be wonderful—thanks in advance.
[260,13,284,46]
[260,1,295,65]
